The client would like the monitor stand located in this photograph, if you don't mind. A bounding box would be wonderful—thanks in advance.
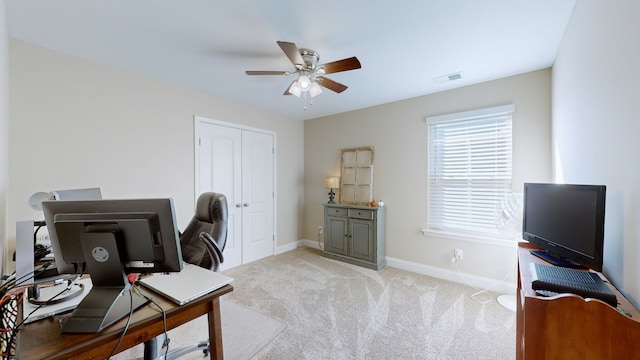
[61,287,147,333]
[530,250,584,269]
[61,232,149,333]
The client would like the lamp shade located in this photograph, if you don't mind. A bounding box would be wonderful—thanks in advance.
[324,176,340,189]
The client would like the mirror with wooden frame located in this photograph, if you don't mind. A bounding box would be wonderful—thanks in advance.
[340,146,374,205]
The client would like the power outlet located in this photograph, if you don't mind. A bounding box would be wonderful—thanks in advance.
[318,226,323,234]
[452,248,463,263]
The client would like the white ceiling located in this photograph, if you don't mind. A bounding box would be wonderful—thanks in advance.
[5,0,576,121]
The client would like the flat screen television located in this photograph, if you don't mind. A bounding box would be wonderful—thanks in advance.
[522,183,606,272]
[42,198,183,333]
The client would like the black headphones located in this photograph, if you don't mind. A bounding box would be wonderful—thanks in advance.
[27,280,85,306]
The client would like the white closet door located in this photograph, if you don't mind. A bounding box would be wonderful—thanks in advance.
[241,130,274,264]
[195,118,275,269]
[196,122,243,268]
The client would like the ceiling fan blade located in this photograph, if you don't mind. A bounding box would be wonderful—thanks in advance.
[317,76,348,93]
[277,41,305,69]
[317,57,361,74]
[246,70,291,75]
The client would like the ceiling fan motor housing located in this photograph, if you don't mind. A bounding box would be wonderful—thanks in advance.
[299,48,319,70]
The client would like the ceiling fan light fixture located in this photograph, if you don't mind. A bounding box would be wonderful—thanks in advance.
[289,80,302,97]
[309,82,322,97]
[246,41,361,106]
[298,74,311,91]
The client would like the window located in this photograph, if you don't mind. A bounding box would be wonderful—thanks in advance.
[426,105,514,241]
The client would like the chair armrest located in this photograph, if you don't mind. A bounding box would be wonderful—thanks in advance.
[199,232,223,272]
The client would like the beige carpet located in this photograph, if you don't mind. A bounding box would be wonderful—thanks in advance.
[221,247,516,360]
[116,247,515,359]
[112,297,286,360]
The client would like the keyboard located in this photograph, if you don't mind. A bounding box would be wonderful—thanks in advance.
[529,262,617,307]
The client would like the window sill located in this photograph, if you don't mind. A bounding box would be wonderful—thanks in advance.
[421,228,518,247]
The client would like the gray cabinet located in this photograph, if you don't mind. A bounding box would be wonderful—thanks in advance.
[323,204,386,270]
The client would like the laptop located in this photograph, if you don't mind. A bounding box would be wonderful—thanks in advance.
[22,278,93,324]
[139,263,234,305]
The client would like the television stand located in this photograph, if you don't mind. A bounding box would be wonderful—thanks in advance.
[517,242,640,359]
[529,249,584,268]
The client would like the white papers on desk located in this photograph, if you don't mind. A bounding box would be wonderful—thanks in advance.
[139,263,233,305]
[22,278,93,324]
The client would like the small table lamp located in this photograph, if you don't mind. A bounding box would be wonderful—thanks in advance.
[324,176,340,204]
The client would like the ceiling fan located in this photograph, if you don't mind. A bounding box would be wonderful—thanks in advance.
[246,41,361,99]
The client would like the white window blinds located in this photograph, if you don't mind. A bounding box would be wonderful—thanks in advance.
[427,105,514,238]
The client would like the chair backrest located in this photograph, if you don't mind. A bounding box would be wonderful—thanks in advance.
[180,192,228,271]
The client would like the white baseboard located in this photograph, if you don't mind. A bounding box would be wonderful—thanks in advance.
[295,239,515,295]
[275,240,301,254]
[297,238,323,250]
[385,256,516,295]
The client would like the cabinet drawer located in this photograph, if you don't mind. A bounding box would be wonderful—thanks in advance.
[348,209,374,220]
[326,207,348,217]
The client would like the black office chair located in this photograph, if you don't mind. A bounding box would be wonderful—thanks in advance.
[144,192,228,360]
[179,192,228,272]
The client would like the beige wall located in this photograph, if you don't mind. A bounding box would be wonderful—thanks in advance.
[6,37,553,287]
[1,3,9,276]
[304,69,552,283]
[553,0,640,307]
[8,40,304,263]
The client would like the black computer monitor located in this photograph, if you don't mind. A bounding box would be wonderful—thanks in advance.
[42,198,183,333]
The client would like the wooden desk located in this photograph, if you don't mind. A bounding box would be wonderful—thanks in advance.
[17,284,233,360]
[516,242,640,359]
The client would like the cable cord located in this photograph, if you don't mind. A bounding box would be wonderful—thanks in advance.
[453,260,512,304]
[1,268,81,358]
[3,265,46,293]
[0,294,20,358]
[27,282,85,306]
[14,275,84,329]
[5,263,60,295]
[106,289,134,359]
[131,282,170,359]
[5,276,83,356]
[1,256,57,297]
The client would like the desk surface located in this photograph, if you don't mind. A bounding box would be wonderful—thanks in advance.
[517,242,640,359]
[18,284,233,360]
[518,242,640,319]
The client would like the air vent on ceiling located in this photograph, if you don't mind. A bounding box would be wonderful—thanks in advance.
[432,72,463,84]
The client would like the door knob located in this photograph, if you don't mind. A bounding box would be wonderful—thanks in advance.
[243,203,249,207]
[235,203,242,208]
